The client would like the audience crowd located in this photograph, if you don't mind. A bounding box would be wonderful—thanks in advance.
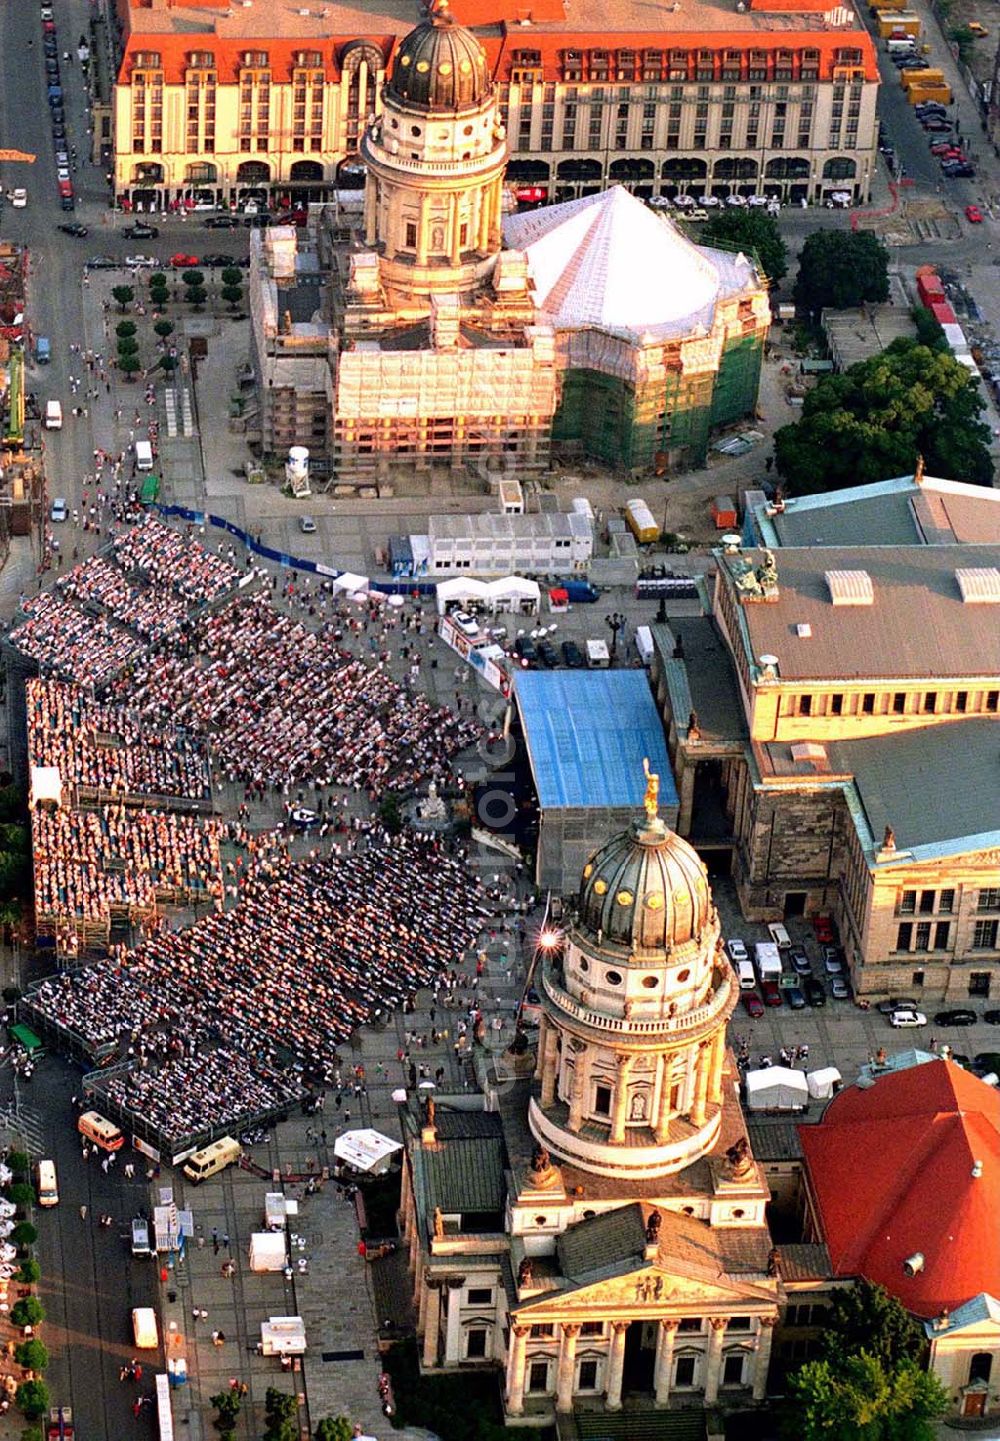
[57,555,186,646]
[27,835,489,1143]
[10,592,145,689]
[26,678,212,803]
[111,516,240,605]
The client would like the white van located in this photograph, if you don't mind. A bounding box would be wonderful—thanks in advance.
[36,1159,58,1208]
[132,1306,159,1349]
[737,960,757,990]
[134,439,154,472]
[45,400,62,430]
[585,638,610,669]
[767,922,792,951]
[635,625,655,667]
[182,1135,242,1184]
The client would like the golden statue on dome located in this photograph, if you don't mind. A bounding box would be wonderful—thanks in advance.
[642,757,660,822]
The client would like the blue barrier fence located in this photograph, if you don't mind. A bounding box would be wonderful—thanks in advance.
[153,504,437,597]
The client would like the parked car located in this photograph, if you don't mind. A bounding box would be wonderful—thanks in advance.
[889,1008,927,1028]
[876,996,919,1015]
[50,497,68,523]
[537,639,559,668]
[812,915,834,944]
[514,635,537,666]
[804,976,827,1007]
[125,254,158,269]
[169,252,200,267]
[786,986,807,1010]
[727,938,749,965]
[243,213,273,228]
[742,991,765,1018]
[204,214,240,229]
[298,515,317,534]
[561,640,585,668]
[10,189,26,209]
[830,977,851,1000]
[933,1008,978,1027]
[943,163,976,178]
[965,206,984,223]
[972,1052,1000,1076]
[789,946,812,976]
[823,950,845,975]
[760,980,783,1008]
[983,1010,1000,1026]
[57,222,88,237]
[85,255,119,270]
[122,222,159,239]
[201,252,237,268]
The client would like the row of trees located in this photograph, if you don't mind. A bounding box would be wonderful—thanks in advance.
[112,267,245,316]
[0,1152,52,1436]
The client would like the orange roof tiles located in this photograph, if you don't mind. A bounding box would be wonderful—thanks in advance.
[800,1061,1000,1318]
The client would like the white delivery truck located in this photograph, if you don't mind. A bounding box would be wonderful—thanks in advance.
[585,639,610,668]
[754,941,782,984]
[635,625,655,667]
[45,400,63,430]
[135,439,154,472]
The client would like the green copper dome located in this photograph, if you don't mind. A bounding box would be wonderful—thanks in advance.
[386,5,491,114]
[578,816,711,953]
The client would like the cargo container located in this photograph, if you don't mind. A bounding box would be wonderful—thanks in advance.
[929,299,957,326]
[901,67,943,89]
[907,84,952,105]
[710,494,738,529]
[876,10,920,35]
[624,497,659,545]
[916,271,944,308]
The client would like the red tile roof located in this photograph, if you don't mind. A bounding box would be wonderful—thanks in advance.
[799,1060,1000,1318]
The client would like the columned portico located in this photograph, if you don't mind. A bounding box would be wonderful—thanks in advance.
[704,1317,730,1404]
[654,1319,679,1405]
[605,1320,629,1410]
[422,1280,441,1369]
[754,1317,777,1401]
[556,1323,581,1412]
[505,1324,529,1416]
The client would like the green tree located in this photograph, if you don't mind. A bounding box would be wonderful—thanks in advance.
[314,1419,354,1441]
[910,306,947,354]
[786,1354,946,1441]
[14,1340,48,1373]
[157,355,178,374]
[379,792,404,836]
[182,270,205,290]
[6,1151,30,1177]
[118,354,143,380]
[821,1279,925,1371]
[148,272,167,289]
[221,284,244,310]
[8,1184,35,1211]
[186,285,208,310]
[149,286,168,310]
[10,1298,44,1329]
[116,337,139,358]
[14,1381,49,1420]
[265,1389,297,1422]
[220,266,243,288]
[154,320,174,341]
[774,338,994,492]
[793,230,889,317]
[16,1259,40,1285]
[115,321,137,340]
[20,1425,43,1441]
[700,208,788,287]
[11,1222,36,1248]
[111,285,135,314]
[210,1390,241,1424]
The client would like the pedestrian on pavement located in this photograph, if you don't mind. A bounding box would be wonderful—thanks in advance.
[212,1228,219,1254]
[79,1204,87,1220]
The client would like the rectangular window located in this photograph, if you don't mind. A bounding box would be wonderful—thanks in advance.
[830,694,843,716]
[580,1321,604,1336]
[934,922,950,950]
[798,694,812,716]
[896,923,912,951]
[973,920,999,950]
[978,890,1000,912]
[923,692,936,714]
[970,971,992,997]
[955,691,968,712]
[467,1288,492,1305]
[466,1328,487,1359]
[678,1318,702,1333]
[728,1317,752,1330]
[578,1359,599,1390]
[893,693,906,714]
[594,1084,612,1116]
[527,1360,548,1392]
[899,891,916,915]
[723,1354,746,1386]
[987,691,999,712]
[529,1324,553,1338]
[919,890,936,914]
[862,693,875,714]
[939,889,955,914]
[405,222,417,248]
[912,969,924,988]
[914,922,931,952]
[675,1356,697,1386]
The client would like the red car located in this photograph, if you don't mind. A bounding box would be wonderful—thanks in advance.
[742,991,765,1018]
[812,915,834,944]
[170,252,200,268]
[58,179,73,198]
[274,209,307,227]
[760,979,783,1007]
[966,204,984,223]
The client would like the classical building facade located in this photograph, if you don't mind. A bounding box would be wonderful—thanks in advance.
[109,0,879,212]
[399,779,780,1424]
[649,516,1000,1002]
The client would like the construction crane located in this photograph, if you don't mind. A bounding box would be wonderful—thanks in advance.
[0,151,35,164]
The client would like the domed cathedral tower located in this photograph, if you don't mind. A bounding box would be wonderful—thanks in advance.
[360,0,507,301]
[529,770,737,1181]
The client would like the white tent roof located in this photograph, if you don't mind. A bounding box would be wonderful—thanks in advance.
[333,1128,403,1173]
[487,576,540,601]
[806,1066,842,1100]
[503,186,756,341]
[30,766,62,809]
[745,1066,809,1110]
[437,577,490,603]
[331,572,369,595]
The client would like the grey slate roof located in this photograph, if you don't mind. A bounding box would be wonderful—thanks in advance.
[747,1118,805,1161]
[416,1135,506,1216]
[652,618,748,745]
[557,1203,648,1280]
[721,545,1000,681]
[776,1243,833,1283]
[825,719,1000,855]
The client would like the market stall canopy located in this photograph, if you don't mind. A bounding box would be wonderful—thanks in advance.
[745,1066,809,1111]
[807,1067,843,1100]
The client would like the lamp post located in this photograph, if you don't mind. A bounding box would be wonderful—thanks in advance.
[605,611,627,661]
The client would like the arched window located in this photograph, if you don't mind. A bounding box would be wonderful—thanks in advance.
[765,157,809,180]
[185,162,217,183]
[823,157,857,180]
[289,160,324,182]
[556,158,601,181]
[236,161,271,185]
[970,1353,993,1385]
[609,158,655,181]
[661,158,708,180]
[713,158,758,180]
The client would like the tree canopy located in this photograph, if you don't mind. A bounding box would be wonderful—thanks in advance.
[700,209,788,287]
[794,229,889,316]
[821,1279,925,1371]
[774,338,994,492]
[786,1354,947,1441]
